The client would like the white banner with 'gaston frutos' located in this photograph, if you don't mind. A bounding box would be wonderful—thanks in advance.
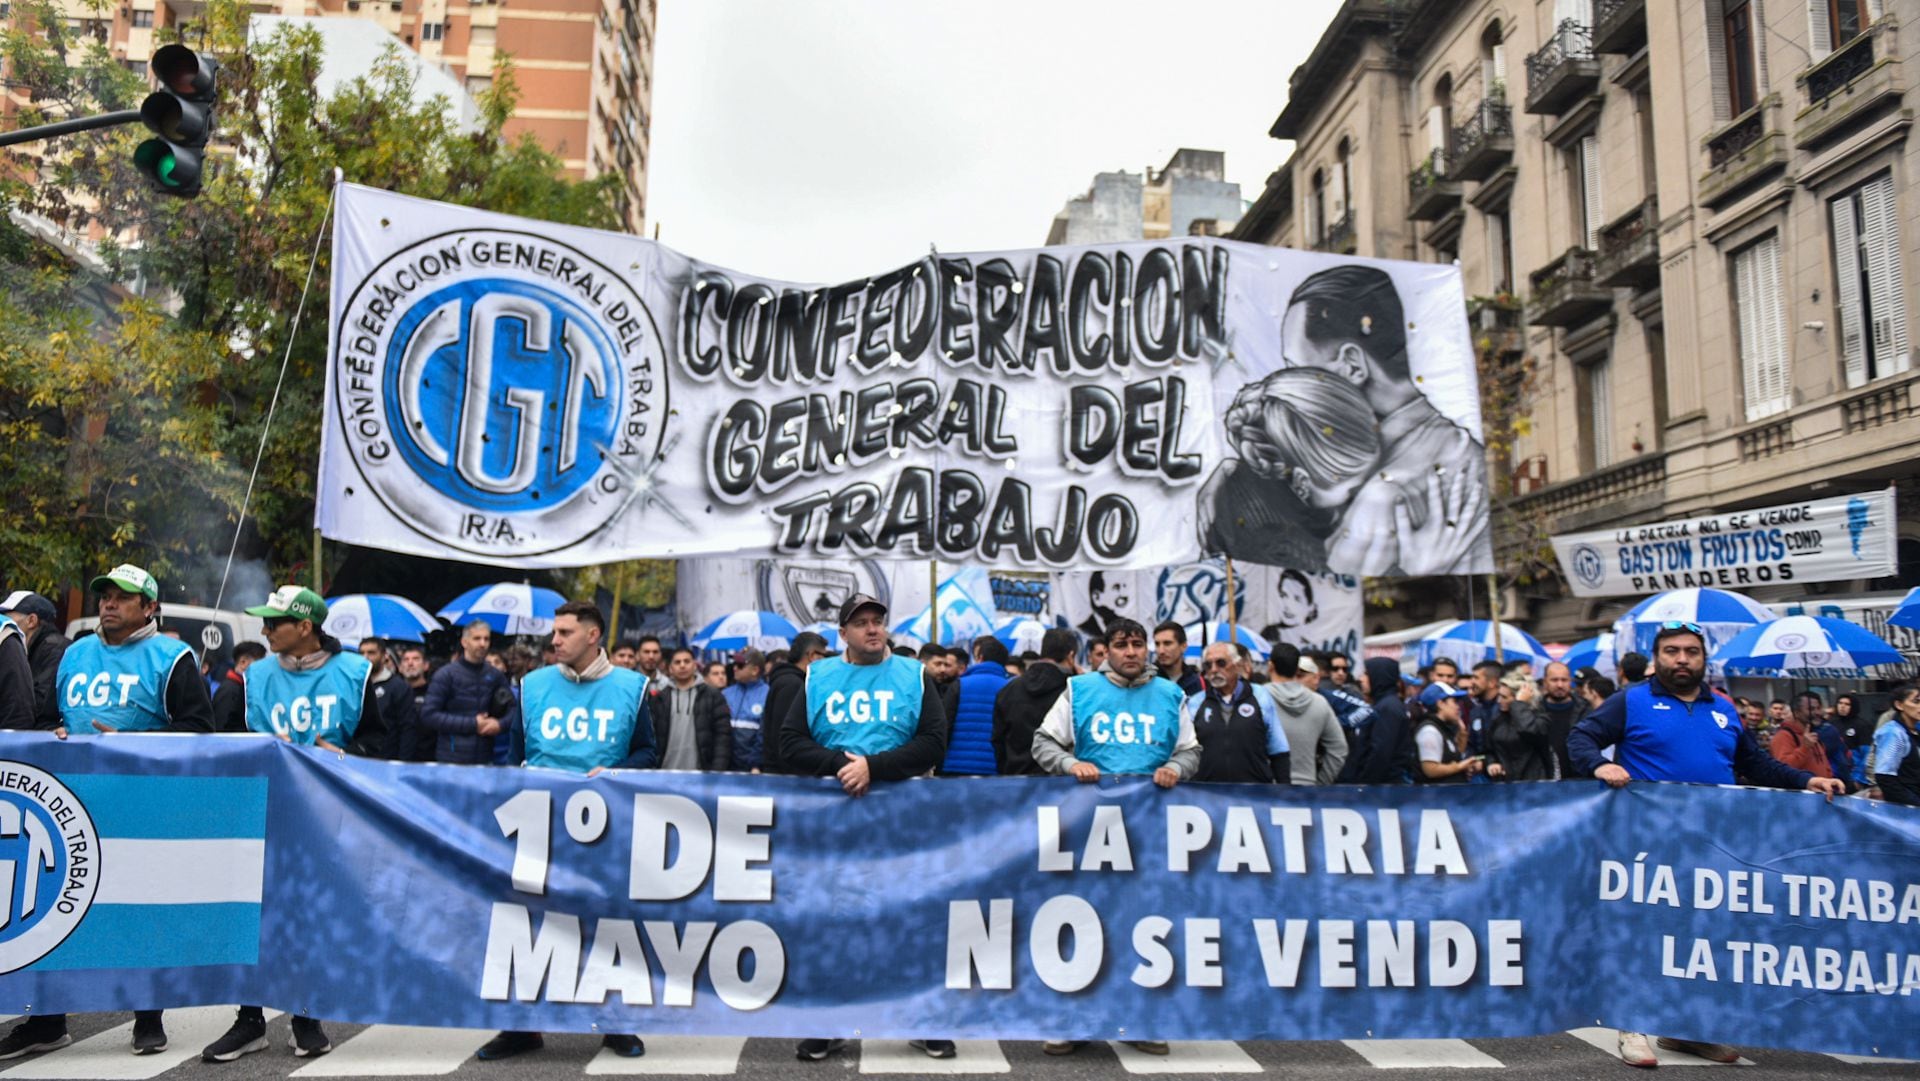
[319,184,1492,573]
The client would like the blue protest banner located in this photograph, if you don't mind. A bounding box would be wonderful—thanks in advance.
[0,733,1915,1057]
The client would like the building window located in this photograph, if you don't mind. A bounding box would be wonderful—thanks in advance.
[1723,0,1758,115]
[131,9,152,28]
[1813,0,1871,54]
[1490,211,1515,292]
[421,21,448,41]
[1309,168,1326,245]
[1574,134,1603,250]
[1333,138,1351,223]
[122,59,146,76]
[1480,22,1507,101]
[1427,75,1452,167]
[1830,173,1909,388]
[1732,234,1791,422]
[1584,356,1614,469]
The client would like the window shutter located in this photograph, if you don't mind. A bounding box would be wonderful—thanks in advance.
[1493,42,1507,82]
[1737,245,1765,420]
[1581,135,1603,250]
[1330,162,1347,219]
[1556,0,1593,25]
[1738,237,1791,422]
[1589,358,1614,467]
[1809,1,1832,60]
[1759,237,1791,417]
[1428,105,1448,159]
[1862,174,1910,374]
[1830,191,1868,388]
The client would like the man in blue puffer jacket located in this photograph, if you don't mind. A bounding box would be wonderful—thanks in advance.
[940,636,1010,774]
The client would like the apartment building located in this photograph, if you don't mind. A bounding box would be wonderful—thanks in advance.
[1047,147,1244,244]
[1234,0,1919,639]
[1,0,652,233]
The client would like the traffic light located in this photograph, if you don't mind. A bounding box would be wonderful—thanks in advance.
[133,44,217,198]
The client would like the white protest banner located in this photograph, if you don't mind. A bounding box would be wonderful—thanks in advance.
[1551,488,1897,597]
[1051,561,1363,659]
[320,184,1491,572]
[676,559,1052,640]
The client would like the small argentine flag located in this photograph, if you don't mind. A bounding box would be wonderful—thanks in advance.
[0,762,266,974]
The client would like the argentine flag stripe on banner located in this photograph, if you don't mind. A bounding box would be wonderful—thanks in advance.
[34,774,267,972]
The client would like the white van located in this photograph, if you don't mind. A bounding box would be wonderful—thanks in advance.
[67,603,268,672]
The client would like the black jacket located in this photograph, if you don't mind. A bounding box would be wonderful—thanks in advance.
[0,629,33,730]
[1356,657,1416,784]
[1491,700,1561,781]
[652,681,732,771]
[779,663,949,781]
[421,655,520,764]
[992,661,1069,775]
[212,670,248,733]
[760,661,806,774]
[359,669,418,760]
[24,627,68,730]
[403,677,437,761]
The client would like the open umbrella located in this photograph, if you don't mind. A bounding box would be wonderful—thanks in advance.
[892,598,996,648]
[1416,619,1552,674]
[1887,587,1920,630]
[437,583,568,636]
[1713,616,1905,675]
[322,594,441,647]
[994,618,1051,655]
[1183,622,1270,662]
[1611,588,1774,658]
[797,622,843,652]
[1560,633,1618,678]
[691,611,799,652]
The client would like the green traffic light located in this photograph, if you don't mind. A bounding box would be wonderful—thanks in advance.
[134,137,198,194]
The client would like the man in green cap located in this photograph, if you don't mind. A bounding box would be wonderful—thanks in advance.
[202,584,383,1062]
[0,565,215,1061]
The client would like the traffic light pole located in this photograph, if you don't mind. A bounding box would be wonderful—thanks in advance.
[0,110,141,149]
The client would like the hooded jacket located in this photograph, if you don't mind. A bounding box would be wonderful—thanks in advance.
[1355,657,1416,784]
[992,660,1069,775]
[760,660,806,774]
[1268,680,1348,785]
[942,660,1010,774]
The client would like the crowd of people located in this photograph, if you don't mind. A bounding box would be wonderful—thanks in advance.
[1,568,1917,1070]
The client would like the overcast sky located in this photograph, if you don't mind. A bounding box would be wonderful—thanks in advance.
[645,0,1343,283]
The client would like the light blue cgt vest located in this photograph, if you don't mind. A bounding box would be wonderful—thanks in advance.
[246,652,371,747]
[1068,672,1186,775]
[521,666,649,773]
[806,655,924,756]
[57,631,196,734]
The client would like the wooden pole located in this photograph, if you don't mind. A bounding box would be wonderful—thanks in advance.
[311,529,322,592]
[1488,573,1505,664]
[608,562,627,645]
[1224,557,1239,644]
[928,559,940,645]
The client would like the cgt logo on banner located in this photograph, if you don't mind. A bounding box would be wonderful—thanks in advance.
[0,762,99,974]
[321,185,1492,572]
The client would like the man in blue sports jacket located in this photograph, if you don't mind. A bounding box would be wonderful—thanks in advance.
[1568,620,1843,1069]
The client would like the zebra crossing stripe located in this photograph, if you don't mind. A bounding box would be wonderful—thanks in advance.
[858,1040,1010,1073]
[1110,1040,1261,1073]
[1826,1054,1920,1065]
[585,1036,747,1075]
[290,1025,488,1076]
[0,1006,281,1081]
[1342,1039,1504,1069]
[1565,1029,1752,1067]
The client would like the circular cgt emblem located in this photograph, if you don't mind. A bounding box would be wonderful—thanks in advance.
[0,762,99,974]
[334,230,670,558]
[1571,544,1607,591]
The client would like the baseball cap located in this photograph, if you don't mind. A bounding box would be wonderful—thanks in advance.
[837,592,887,626]
[246,585,329,623]
[0,591,56,622]
[1418,682,1470,708]
[1295,655,1319,675]
[91,564,158,601]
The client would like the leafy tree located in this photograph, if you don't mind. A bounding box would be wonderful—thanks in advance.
[0,0,622,598]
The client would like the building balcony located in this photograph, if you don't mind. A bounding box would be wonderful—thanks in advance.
[1316,212,1356,255]
[1468,295,1525,358]
[1448,99,1514,181]
[1407,152,1461,221]
[1794,22,1905,151]
[1592,0,1646,56]
[1527,247,1612,328]
[1525,20,1601,115]
[1593,196,1660,289]
[1511,452,1667,533]
[1697,96,1789,209]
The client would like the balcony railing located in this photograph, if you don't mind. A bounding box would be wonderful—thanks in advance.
[1316,212,1356,255]
[1448,99,1513,181]
[1806,28,1876,107]
[1511,453,1667,531]
[1525,20,1600,115]
[1527,246,1612,327]
[1592,0,1647,55]
[1594,196,1660,289]
[1708,107,1765,166]
[1794,25,1902,150]
[1698,97,1788,208]
[1468,296,1525,358]
[1407,150,1461,221]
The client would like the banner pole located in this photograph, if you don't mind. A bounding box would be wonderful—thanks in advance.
[1224,557,1238,642]
[608,562,627,645]
[311,529,322,592]
[928,560,940,646]
[1488,573,1504,665]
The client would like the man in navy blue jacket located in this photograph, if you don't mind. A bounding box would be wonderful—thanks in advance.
[1567,621,1842,1068]
[941,636,1009,774]
[421,620,520,764]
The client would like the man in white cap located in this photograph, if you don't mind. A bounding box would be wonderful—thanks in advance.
[0,590,64,730]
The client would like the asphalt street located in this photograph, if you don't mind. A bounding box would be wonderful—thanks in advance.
[0,1010,1910,1081]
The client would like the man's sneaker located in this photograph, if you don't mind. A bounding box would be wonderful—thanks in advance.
[131,1012,167,1055]
[1126,1041,1171,1055]
[1042,1041,1086,1056]
[1617,1031,1659,1068]
[601,1035,645,1058]
[290,1017,332,1058]
[911,1040,957,1059]
[1656,1037,1739,1064]
[795,1039,847,1061]
[201,1010,269,1063]
[0,1018,71,1061]
[476,1031,544,1061]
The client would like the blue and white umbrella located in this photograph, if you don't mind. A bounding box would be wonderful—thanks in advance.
[893,597,996,648]
[1610,588,1775,659]
[994,617,1051,655]
[1416,620,1552,674]
[692,610,799,652]
[1560,633,1617,679]
[797,622,843,652]
[1183,622,1271,662]
[1713,616,1905,675]
[437,583,569,636]
[1887,587,1920,630]
[322,594,442,647]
